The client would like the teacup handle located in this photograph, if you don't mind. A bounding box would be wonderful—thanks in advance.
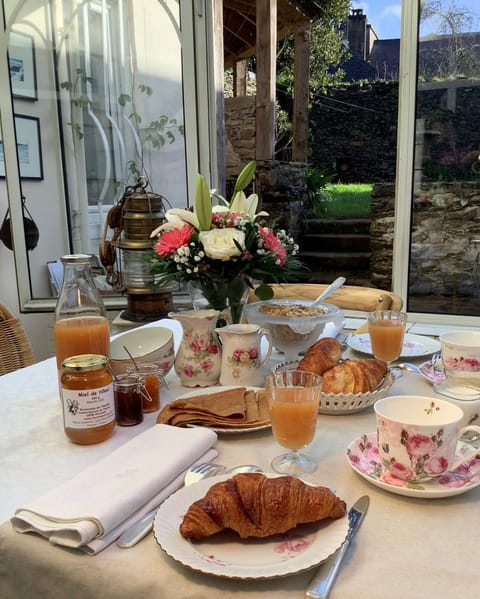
[259,328,273,367]
[450,425,480,471]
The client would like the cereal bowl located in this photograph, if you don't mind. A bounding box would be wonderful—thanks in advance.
[440,331,480,386]
[243,299,344,362]
[110,326,175,376]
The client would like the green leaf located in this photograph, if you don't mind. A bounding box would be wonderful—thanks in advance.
[195,175,212,231]
[233,161,256,195]
[254,283,274,300]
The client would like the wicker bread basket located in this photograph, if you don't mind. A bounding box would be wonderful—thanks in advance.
[0,303,35,375]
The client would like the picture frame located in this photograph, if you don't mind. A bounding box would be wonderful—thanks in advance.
[8,31,38,101]
[0,114,44,180]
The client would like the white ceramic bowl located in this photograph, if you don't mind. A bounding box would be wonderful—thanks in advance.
[243,299,344,361]
[110,326,175,376]
[440,331,480,386]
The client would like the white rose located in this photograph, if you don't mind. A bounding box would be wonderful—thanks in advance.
[199,228,245,261]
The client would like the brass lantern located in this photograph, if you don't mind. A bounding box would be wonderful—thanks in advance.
[100,179,174,321]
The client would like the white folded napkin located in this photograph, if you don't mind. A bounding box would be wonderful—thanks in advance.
[11,424,217,554]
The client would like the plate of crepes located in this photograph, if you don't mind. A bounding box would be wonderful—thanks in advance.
[275,337,394,414]
[156,386,271,433]
[153,472,349,579]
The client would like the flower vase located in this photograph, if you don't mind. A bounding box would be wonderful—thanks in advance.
[190,277,249,325]
[168,309,221,387]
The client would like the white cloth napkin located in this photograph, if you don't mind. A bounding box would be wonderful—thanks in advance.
[11,424,217,554]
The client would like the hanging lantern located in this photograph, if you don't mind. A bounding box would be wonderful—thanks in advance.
[100,178,174,321]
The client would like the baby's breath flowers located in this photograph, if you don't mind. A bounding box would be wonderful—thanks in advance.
[146,161,305,323]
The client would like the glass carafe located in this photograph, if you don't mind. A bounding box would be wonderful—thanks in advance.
[54,254,111,371]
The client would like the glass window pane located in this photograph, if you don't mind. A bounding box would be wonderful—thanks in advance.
[408,0,480,316]
[2,0,192,301]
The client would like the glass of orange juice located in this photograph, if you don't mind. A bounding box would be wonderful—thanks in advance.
[265,370,322,476]
[367,310,408,374]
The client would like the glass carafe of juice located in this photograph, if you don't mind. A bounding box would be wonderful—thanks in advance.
[54,254,111,368]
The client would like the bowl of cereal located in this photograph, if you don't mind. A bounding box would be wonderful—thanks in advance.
[243,299,344,362]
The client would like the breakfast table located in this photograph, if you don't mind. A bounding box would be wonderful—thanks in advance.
[1,318,480,599]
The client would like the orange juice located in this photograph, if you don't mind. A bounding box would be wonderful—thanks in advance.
[270,387,319,450]
[54,316,110,369]
[368,319,405,362]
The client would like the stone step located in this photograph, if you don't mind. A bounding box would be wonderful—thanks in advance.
[302,218,371,235]
[299,250,371,271]
[300,233,370,253]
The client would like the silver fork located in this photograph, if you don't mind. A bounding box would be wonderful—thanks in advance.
[183,462,226,485]
[116,462,226,548]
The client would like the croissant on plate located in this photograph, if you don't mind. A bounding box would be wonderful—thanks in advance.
[297,337,343,376]
[321,358,387,394]
[179,473,346,540]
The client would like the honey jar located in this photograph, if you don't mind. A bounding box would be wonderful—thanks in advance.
[61,354,115,444]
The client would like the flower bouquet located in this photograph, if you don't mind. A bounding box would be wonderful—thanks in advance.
[146,161,306,323]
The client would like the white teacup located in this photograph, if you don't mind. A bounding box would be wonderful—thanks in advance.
[440,331,480,387]
[374,395,480,482]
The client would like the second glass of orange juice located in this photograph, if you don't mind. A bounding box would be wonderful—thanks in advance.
[367,310,407,372]
[266,370,322,476]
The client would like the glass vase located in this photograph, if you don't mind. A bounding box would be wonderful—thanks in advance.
[189,277,249,325]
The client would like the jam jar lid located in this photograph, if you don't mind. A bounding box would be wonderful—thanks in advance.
[62,354,109,371]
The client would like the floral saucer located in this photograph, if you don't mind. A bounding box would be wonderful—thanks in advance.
[418,357,447,384]
[346,432,480,499]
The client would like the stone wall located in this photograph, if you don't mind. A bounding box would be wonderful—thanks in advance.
[224,96,256,178]
[225,97,307,241]
[371,182,480,296]
[309,81,399,183]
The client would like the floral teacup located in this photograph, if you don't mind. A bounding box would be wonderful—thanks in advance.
[374,395,480,482]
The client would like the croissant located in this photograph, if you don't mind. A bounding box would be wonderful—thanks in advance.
[297,337,343,376]
[179,473,346,540]
[321,358,387,394]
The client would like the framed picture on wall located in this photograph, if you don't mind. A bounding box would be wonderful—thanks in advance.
[8,31,38,101]
[0,114,44,180]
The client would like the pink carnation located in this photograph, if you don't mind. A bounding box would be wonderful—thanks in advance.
[259,227,287,266]
[154,225,193,257]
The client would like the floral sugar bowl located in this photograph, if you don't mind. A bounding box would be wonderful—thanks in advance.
[169,310,221,387]
[216,323,273,387]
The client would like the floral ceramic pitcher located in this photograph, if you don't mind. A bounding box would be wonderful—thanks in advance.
[215,323,273,387]
[169,309,221,387]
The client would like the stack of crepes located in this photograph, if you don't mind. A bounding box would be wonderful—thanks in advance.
[157,386,270,429]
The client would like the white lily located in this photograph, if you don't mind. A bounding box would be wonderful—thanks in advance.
[150,209,198,238]
[230,191,268,218]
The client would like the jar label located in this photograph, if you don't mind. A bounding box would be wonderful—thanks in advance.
[62,384,115,429]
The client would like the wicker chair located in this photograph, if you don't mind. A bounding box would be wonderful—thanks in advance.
[0,302,35,375]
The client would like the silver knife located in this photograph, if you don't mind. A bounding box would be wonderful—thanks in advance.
[305,495,370,598]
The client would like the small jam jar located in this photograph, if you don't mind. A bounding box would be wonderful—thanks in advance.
[113,374,144,426]
[61,354,115,444]
[128,363,161,412]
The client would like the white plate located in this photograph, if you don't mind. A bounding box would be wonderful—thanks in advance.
[346,432,480,499]
[347,333,441,359]
[153,473,349,579]
[172,386,271,434]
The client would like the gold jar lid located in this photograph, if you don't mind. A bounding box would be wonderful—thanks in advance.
[62,354,109,372]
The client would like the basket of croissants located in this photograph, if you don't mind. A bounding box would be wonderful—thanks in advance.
[274,337,395,414]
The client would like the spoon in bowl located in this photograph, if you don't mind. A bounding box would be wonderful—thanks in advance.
[311,277,346,307]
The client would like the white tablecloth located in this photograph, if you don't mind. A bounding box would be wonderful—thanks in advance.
[1,320,480,599]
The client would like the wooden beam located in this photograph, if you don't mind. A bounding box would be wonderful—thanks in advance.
[233,59,247,96]
[255,0,277,161]
[292,20,311,162]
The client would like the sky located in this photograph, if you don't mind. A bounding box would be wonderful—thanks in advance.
[351,1,480,40]
[350,1,402,39]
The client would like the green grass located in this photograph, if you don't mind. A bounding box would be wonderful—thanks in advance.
[308,183,372,219]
